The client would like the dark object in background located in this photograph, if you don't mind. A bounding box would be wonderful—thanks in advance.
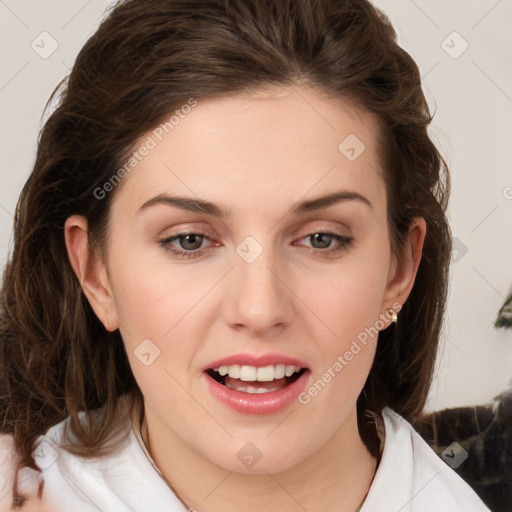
[495,293,512,329]
[416,389,512,512]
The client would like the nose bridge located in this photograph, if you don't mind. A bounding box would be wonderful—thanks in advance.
[225,234,290,332]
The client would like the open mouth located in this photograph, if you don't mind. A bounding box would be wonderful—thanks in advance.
[206,364,307,394]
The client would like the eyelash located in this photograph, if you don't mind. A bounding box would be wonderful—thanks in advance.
[158,231,353,259]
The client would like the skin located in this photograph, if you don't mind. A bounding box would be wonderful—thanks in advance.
[65,85,426,512]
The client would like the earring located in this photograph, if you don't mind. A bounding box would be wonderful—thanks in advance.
[387,308,398,323]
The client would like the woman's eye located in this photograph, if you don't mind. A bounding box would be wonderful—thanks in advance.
[159,233,213,259]
[296,232,353,254]
[159,231,353,260]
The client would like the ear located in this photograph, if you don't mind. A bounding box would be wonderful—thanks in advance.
[381,217,427,321]
[64,215,119,332]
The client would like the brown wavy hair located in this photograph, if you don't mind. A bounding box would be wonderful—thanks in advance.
[0,0,450,503]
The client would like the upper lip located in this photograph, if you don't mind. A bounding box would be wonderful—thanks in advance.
[203,353,309,371]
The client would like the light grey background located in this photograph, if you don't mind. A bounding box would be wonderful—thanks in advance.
[1,0,511,412]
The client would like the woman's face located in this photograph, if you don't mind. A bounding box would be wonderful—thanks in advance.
[68,85,423,474]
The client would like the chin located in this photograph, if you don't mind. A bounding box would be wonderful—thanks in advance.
[201,436,314,475]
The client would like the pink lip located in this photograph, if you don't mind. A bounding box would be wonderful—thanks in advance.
[203,353,309,371]
[202,370,310,415]
[201,352,311,415]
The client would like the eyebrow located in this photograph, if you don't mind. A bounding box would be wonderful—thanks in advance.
[137,190,372,217]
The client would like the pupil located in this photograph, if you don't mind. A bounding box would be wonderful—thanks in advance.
[181,234,203,250]
[311,233,331,249]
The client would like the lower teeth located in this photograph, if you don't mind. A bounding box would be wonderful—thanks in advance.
[224,382,281,393]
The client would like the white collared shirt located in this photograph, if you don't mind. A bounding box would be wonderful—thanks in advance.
[0,405,491,511]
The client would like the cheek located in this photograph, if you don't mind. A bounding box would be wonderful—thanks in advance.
[108,247,206,341]
[299,244,390,403]
[308,257,390,341]
[300,269,383,413]
[113,277,171,340]
[106,245,215,389]
[108,260,202,404]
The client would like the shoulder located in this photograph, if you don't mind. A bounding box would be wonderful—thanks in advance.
[0,412,128,512]
[361,407,491,512]
[0,404,185,512]
[0,433,18,511]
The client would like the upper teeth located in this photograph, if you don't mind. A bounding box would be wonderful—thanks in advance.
[214,364,302,382]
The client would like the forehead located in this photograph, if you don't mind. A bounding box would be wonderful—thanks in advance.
[111,85,385,221]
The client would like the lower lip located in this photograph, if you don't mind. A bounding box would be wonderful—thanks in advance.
[203,371,310,415]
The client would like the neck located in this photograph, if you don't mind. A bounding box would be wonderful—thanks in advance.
[141,405,378,512]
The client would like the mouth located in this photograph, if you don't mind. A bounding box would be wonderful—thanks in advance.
[206,364,307,394]
[202,357,310,414]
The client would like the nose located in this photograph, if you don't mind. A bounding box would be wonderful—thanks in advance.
[222,242,292,336]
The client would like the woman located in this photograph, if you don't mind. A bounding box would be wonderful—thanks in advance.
[0,0,490,510]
